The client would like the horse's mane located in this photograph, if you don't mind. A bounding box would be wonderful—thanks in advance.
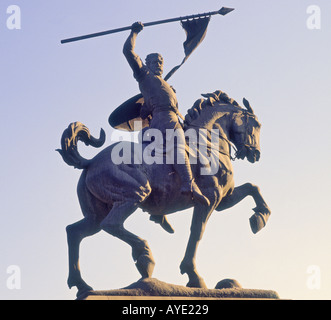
[184,90,245,129]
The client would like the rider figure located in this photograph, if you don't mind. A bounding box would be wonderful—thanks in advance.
[123,22,210,212]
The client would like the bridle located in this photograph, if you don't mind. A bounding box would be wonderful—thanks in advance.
[217,133,238,161]
[186,111,259,162]
[227,112,260,161]
[233,112,261,160]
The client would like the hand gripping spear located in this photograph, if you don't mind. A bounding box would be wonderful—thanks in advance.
[61,7,234,44]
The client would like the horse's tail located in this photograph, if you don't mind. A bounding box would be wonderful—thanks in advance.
[56,122,106,169]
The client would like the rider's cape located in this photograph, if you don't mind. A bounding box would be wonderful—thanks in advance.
[108,17,211,132]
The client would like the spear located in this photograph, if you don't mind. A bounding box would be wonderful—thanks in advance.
[61,7,234,44]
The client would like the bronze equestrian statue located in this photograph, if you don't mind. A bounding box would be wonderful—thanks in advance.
[58,88,271,297]
[58,12,271,296]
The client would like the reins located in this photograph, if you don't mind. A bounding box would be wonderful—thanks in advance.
[218,133,238,161]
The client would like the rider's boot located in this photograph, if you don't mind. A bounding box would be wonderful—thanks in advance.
[175,147,210,207]
[150,215,175,234]
[180,178,210,207]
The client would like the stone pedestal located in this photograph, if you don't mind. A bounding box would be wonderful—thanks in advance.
[78,278,280,300]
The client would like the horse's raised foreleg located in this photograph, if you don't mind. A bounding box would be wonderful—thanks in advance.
[216,183,271,234]
[66,217,101,296]
[180,205,214,288]
[100,200,155,279]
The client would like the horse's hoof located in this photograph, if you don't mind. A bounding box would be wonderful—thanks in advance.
[186,276,207,289]
[76,286,93,298]
[184,271,207,289]
[68,276,94,298]
[249,211,269,234]
[136,254,155,278]
[76,283,94,298]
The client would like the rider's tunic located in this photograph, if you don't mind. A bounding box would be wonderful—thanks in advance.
[134,66,182,135]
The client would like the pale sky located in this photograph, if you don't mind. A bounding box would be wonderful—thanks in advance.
[1,0,330,300]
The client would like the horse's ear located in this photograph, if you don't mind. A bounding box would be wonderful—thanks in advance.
[243,98,254,114]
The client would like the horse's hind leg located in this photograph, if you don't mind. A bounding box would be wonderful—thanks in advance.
[100,200,155,279]
[66,170,105,296]
[66,217,101,296]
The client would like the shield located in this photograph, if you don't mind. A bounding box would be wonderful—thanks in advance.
[108,93,150,131]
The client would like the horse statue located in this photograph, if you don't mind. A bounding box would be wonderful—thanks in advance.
[57,90,271,297]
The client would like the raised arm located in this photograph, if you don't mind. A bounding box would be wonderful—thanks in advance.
[123,22,144,78]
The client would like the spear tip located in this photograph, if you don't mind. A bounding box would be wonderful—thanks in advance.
[218,7,235,16]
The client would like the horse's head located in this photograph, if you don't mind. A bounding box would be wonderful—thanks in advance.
[230,100,261,163]
[185,92,262,164]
